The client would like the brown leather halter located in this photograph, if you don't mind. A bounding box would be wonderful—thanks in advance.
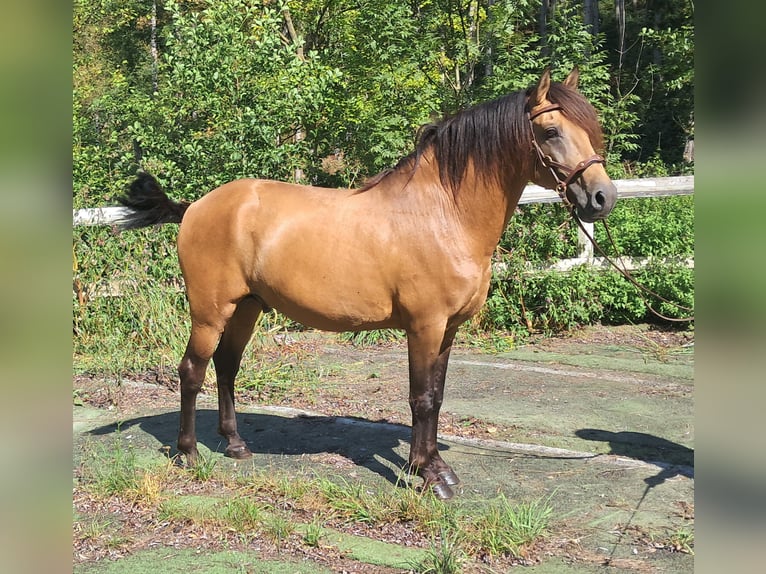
[528,103,605,205]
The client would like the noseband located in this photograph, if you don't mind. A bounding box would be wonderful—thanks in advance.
[528,104,605,206]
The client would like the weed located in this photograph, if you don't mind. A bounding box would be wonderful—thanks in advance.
[73,389,85,406]
[317,476,380,523]
[222,497,263,532]
[235,344,324,401]
[382,483,452,536]
[73,286,189,375]
[415,528,466,574]
[75,514,117,541]
[77,444,557,566]
[338,329,405,347]
[156,498,186,523]
[188,450,218,482]
[263,512,295,552]
[663,527,694,554]
[81,437,140,498]
[471,494,552,557]
[157,495,239,527]
[242,467,315,509]
[132,462,172,505]
[104,533,133,549]
[302,519,323,548]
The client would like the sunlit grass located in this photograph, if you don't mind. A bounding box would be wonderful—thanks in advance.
[76,440,558,564]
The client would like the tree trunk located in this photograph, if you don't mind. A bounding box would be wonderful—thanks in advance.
[539,0,556,57]
[615,0,626,63]
[151,0,158,94]
[283,8,305,182]
[283,9,304,61]
[584,0,599,36]
[484,0,495,78]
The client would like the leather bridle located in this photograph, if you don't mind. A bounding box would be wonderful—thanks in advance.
[528,103,605,205]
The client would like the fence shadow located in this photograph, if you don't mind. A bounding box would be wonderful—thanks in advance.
[575,428,694,485]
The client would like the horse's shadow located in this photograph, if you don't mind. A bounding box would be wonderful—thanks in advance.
[575,428,694,485]
[88,409,440,487]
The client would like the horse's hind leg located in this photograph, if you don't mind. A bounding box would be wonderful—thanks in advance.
[177,318,229,466]
[213,297,262,459]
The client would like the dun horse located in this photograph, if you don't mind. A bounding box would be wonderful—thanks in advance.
[116,69,617,499]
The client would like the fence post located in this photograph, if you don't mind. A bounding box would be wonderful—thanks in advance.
[577,221,594,260]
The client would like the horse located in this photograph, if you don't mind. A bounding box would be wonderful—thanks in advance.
[115,68,617,499]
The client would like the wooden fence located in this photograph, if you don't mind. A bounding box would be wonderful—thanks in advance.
[73,175,694,295]
[73,175,693,227]
[516,175,694,272]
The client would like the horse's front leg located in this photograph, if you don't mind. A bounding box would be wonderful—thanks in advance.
[406,324,460,500]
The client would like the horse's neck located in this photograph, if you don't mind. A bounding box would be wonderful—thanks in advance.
[376,156,527,258]
[453,169,527,258]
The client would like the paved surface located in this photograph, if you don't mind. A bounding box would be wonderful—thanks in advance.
[73,334,694,573]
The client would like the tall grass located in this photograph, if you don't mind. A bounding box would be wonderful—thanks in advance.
[78,431,174,504]
[415,528,466,574]
[73,280,327,404]
[73,287,190,375]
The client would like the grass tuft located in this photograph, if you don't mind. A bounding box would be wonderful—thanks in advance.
[337,329,405,347]
[263,512,295,552]
[414,528,466,574]
[469,493,553,557]
[301,519,324,548]
[188,450,218,482]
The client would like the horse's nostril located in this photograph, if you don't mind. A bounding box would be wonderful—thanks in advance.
[593,190,606,210]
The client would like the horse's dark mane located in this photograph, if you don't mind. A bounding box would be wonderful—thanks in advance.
[358,81,604,195]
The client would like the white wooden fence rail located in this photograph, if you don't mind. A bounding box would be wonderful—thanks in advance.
[73,176,693,295]
[72,176,693,226]
[516,176,694,269]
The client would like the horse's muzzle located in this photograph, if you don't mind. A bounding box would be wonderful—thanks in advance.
[570,182,617,223]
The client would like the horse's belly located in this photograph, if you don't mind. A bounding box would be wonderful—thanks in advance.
[258,283,398,332]
[252,251,398,331]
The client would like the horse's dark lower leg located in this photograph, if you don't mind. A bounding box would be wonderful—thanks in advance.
[213,298,261,459]
[177,349,209,466]
[407,326,459,499]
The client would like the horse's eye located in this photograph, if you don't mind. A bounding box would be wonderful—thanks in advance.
[545,127,559,139]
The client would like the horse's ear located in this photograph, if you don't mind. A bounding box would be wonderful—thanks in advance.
[530,69,552,107]
[563,66,580,90]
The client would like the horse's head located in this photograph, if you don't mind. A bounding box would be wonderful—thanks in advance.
[527,68,617,223]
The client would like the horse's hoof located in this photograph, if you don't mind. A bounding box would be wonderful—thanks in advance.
[431,482,455,500]
[177,456,194,468]
[438,470,460,486]
[225,444,253,459]
[179,451,197,468]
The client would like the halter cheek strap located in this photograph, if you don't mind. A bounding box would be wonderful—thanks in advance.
[528,104,605,205]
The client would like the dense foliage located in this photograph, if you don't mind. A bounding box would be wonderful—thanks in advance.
[73,0,694,352]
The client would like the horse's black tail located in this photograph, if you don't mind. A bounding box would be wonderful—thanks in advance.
[114,172,191,230]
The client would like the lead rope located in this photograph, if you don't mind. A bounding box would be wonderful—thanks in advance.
[571,213,695,323]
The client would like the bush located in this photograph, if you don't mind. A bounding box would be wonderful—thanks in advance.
[480,263,693,337]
